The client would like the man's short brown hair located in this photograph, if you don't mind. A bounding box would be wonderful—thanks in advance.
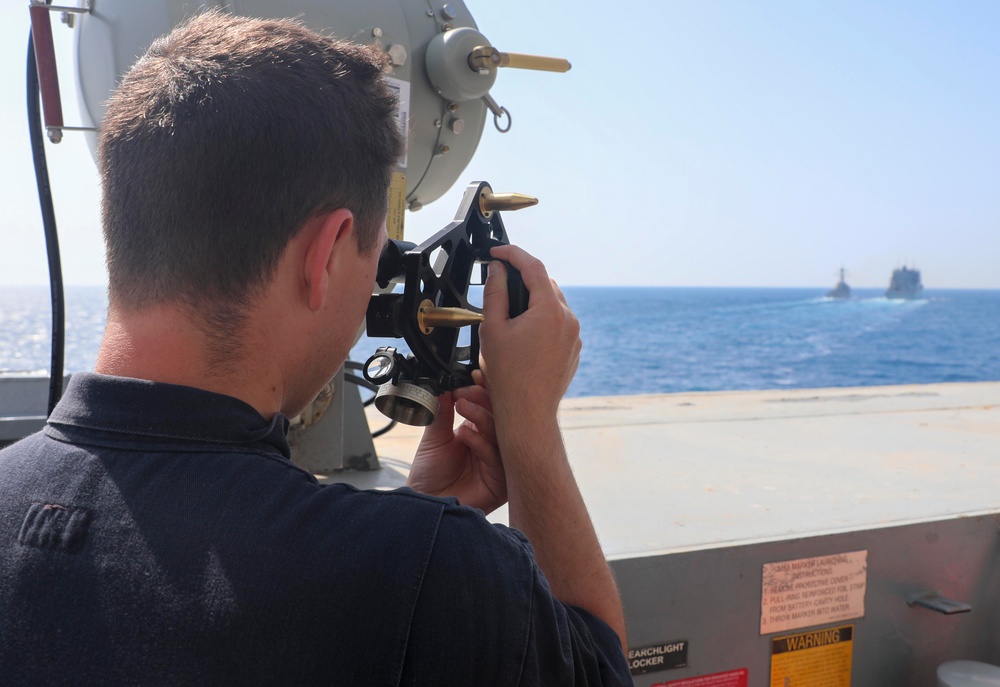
[99,11,402,331]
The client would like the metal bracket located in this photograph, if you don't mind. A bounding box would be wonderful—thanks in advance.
[29,0,92,12]
[906,591,972,615]
[481,93,511,133]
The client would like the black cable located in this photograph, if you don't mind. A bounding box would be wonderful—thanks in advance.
[344,371,379,395]
[27,30,66,416]
[371,419,397,439]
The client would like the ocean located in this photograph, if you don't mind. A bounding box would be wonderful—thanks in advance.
[2,286,999,398]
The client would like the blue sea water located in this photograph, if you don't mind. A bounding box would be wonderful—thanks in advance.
[561,287,1000,397]
[2,286,999,398]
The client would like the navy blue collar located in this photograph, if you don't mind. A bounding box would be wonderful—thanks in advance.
[47,372,291,459]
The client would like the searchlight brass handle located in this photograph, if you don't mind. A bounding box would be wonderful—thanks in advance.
[468,46,572,74]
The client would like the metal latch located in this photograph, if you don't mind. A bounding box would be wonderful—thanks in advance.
[907,591,972,615]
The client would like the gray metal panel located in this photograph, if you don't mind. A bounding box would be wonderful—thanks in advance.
[0,417,48,444]
[613,515,1000,687]
[0,375,70,443]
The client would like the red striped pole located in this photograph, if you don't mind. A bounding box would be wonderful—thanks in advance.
[29,4,64,139]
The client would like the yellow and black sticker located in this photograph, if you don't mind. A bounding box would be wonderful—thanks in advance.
[387,171,407,241]
[770,625,852,687]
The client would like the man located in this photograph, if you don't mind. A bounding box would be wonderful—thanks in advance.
[0,12,629,685]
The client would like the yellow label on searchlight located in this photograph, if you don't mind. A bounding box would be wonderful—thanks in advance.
[770,625,852,687]
[387,172,407,242]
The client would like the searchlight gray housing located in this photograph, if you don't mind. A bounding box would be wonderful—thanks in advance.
[73,0,495,210]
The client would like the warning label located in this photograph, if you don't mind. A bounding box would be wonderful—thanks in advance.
[628,641,688,675]
[770,625,853,687]
[760,550,867,634]
[655,668,748,687]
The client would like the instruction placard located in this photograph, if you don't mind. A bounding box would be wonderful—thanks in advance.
[655,668,748,687]
[384,77,410,169]
[760,550,867,634]
[770,625,853,687]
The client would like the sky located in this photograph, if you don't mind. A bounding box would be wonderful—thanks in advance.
[2,1,999,288]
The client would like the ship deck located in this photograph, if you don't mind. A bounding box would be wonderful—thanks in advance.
[327,381,1000,559]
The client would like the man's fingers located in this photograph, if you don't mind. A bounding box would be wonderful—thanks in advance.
[455,423,491,458]
[471,369,487,389]
[455,397,496,445]
[455,380,493,414]
[489,245,555,304]
[422,391,455,443]
[550,279,570,308]
[482,260,510,323]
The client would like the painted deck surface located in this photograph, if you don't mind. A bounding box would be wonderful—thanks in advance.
[324,382,1000,560]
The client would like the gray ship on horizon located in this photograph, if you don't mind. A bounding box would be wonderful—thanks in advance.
[886,266,924,299]
[826,267,851,299]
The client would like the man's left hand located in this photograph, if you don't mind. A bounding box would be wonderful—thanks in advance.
[407,370,507,514]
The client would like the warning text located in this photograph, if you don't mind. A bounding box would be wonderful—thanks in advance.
[759,551,867,635]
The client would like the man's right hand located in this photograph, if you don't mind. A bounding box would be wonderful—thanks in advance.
[479,244,582,427]
[476,244,628,657]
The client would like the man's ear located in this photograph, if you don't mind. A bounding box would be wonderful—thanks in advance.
[304,208,354,312]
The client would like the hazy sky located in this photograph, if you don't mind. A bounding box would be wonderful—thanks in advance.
[3,1,999,288]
